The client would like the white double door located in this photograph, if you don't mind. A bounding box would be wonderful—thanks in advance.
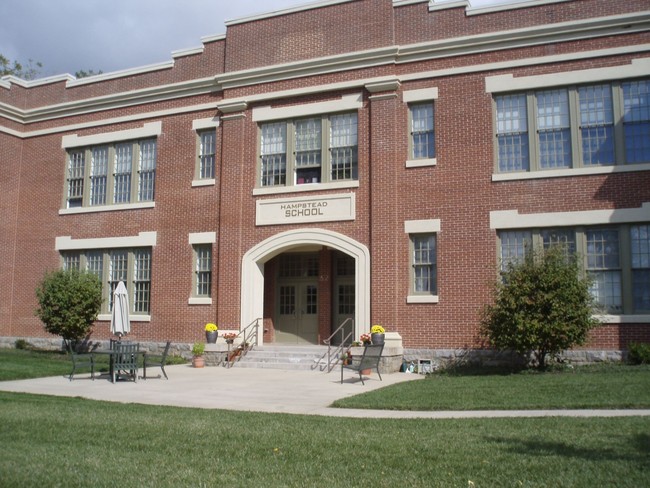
[275,281,319,344]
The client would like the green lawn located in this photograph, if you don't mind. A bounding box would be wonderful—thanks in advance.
[1,348,649,486]
[0,391,648,487]
[333,364,650,411]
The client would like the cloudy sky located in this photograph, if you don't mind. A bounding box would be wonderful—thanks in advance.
[1,0,503,79]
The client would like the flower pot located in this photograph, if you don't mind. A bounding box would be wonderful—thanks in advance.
[192,356,205,368]
[371,333,385,345]
[205,331,218,343]
[226,339,234,344]
[361,368,371,375]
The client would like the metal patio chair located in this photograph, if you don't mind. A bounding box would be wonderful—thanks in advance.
[112,342,139,383]
[341,343,384,385]
[143,341,171,379]
[65,340,95,381]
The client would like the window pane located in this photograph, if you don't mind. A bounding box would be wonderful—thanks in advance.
[114,143,132,203]
[541,228,576,255]
[109,251,128,311]
[586,229,621,312]
[199,131,216,179]
[536,89,571,169]
[133,249,151,313]
[86,251,103,282]
[138,139,156,202]
[496,94,529,172]
[90,146,108,206]
[579,84,615,166]
[330,113,358,181]
[623,80,650,164]
[410,103,435,159]
[413,234,436,294]
[499,230,531,271]
[67,151,85,208]
[62,252,80,270]
[195,245,212,297]
[631,225,650,311]
[260,123,286,186]
[295,118,322,184]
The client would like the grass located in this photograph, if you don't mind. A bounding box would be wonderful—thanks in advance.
[332,363,650,411]
[1,348,649,486]
[0,347,186,382]
[0,391,648,487]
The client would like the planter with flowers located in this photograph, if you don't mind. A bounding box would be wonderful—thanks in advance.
[370,325,385,345]
[205,323,218,343]
[222,332,237,344]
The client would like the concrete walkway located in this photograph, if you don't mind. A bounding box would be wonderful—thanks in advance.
[1,364,648,419]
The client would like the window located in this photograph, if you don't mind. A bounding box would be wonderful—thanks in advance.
[65,139,157,208]
[193,244,212,298]
[198,130,216,180]
[61,248,152,315]
[495,79,650,173]
[498,224,650,314]
[411,234,437,295]
[409,103,435,160]
[259,113,358,188]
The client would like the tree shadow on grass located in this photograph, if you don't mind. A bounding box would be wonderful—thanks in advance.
[484,433,650,466]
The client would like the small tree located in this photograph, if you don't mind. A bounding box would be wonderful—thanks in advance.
[480,246,599,369]
[35,269,103,343]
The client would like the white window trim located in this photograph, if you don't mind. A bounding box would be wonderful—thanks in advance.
[404,87,438,168]
[405,219,441,303]
[188,232,216,305]
[192,117,219,186]
[492,163,650,182]
[59,201,155,215]
[252,93,362,122]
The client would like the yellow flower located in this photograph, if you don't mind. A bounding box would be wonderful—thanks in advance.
[204,323,218,332]
[371,324,385,334]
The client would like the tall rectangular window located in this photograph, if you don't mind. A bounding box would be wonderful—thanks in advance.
[496,94,529,172]
[623,80,650,164]
[67,151,85,208]
[90,147,108,206]
[330,113,358,181]
[133,249,151,313]
[198,131,216,180]
[109,250,129,312]
[194,245,212,298]
[631,224,650,312]
[411,234,437,295]
[260,122,287,187]
[537,89,571,169]
[138,139,156,202]
[579,84,615,166]
[295,118,322,184]
[113,143,133,203]
[499,230,532,271]
[410,103,435,160]
[586,229,622,313]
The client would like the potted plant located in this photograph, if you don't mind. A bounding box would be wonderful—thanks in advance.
[204,323,218,343]
[370,324,385,345]
[192,342,205,368]
[360,333,372,346]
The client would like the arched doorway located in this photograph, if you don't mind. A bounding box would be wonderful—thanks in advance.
[241,229,370,345]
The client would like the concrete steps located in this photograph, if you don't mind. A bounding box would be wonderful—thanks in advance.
[232,345,337,371]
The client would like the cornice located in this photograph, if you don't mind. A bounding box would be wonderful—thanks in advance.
[0,10,647,128]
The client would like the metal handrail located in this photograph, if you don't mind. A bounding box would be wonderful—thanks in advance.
[225,317,261,368]
[318,318,354,373]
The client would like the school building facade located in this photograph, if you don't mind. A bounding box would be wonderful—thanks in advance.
[1,0,649,361]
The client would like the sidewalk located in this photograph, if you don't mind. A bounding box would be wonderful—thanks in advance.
[1,364,648,419]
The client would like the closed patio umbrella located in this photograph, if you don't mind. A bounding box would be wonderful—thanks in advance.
[110,281,130,339]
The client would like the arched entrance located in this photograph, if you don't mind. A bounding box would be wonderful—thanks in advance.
[241,229,370,345]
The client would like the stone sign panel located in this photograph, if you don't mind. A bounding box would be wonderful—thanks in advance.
[256,193,355,226]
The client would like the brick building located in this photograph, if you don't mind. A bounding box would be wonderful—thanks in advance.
[1,0,649,360]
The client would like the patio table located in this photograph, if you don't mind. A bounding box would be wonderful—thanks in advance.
[94,348,147,382]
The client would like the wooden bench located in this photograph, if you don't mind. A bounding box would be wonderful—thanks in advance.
[341,344,384,385]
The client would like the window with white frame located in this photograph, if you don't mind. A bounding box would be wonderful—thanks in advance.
[259,112,358,188]
[65,138,157,208]
[61,248,152,315]
[411,234,437,296]
[497,224,650,314]
[409,103,435,160]
[197,130,216,180]
[193,244,212,298]
[495,78,650,173]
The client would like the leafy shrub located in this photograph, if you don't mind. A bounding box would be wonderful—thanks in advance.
[35,269,103,341]
[627,342,650,365]
[481,246,599,370]
[15,339,30,350]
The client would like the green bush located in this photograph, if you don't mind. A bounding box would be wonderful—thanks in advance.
[14,339,30,350]
[481,246,599,370]
[627,342,650,365]
[35,269,103,341]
